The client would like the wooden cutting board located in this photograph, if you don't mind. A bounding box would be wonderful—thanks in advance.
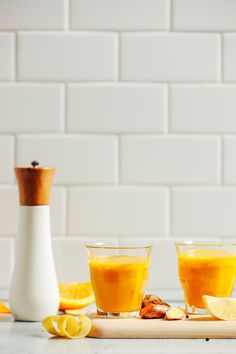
[88,315,236,339]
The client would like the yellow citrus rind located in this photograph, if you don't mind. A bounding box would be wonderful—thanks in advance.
[60,293,95,310]
[42,316,59,336]
[42,314,91,339]
[203,295,236,320]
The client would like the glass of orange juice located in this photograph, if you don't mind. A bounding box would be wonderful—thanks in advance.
[176,242,236,314]
[86,243,152,318]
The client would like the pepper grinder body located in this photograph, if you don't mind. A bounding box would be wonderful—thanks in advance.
[9,206,59,321]
[9,163,59,321]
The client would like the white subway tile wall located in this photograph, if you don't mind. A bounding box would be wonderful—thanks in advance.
[0,84,64,132]
[0,0,66,30]
[18,33,118,81]
[121,33,220,81]
[173,0,236,31]
[67,84,167,133]
[121,135,220,184]
[17,135,118,184]
[170,85,236,133]
[0,136,14,183]
[172,188,236,237]
[70,0,170,30]
[223,136,236,184]
[224,34,236,81]
[68,187,169,236]
[0,33,15,80]
[0,0,236,292]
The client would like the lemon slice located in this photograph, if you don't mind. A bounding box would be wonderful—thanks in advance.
[203,295,236,320]
[42,315,92,339]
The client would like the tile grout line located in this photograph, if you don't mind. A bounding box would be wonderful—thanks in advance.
[117,32,121,81]
[168,187,172,237]
[8,80,236,84]
[0,131,235,136]
[65,0,70,31]
[221,33,224,82]
[63,84,67,132]
[221,135,224,185]
[65,187,69,236]
[117,135,122,185]
[14,31,17,81]
[169,0,173,31]
[2,182,235,188]
[167,84,170,134]
[3,29,235,33]
[218,32,223,82]
[14,135,17,168]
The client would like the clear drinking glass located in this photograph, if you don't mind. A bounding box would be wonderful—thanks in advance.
[176,242,236,314]
[86,243,152,318]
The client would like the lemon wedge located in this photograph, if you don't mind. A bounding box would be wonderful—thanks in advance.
[42,315,92,339]
[203,295,236,320]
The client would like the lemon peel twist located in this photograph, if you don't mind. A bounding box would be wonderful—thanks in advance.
[42,315,91,339]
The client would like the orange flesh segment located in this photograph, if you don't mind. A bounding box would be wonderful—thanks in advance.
[0,301,11,313]
[59,282,95,310]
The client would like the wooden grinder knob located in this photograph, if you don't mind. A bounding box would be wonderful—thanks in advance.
[15,161,55,206]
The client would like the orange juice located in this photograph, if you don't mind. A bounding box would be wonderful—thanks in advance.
[89,255,149,313]
[178,249,236,309]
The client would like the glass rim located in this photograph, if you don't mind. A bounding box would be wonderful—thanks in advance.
[85,242,153,250]
[175,241,236,247]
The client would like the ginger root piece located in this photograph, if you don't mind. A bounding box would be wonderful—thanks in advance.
[165,307,185,320]
[140,303,170,319]
[142,294,170,308]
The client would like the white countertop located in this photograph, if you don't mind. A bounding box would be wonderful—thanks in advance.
[1,314,236,354]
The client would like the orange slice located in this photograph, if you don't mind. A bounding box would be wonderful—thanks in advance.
[0,301,11,313]
[59,282,95,310]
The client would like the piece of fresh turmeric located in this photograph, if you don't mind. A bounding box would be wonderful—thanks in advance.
[140,303,170,319]
[142,294,170,308]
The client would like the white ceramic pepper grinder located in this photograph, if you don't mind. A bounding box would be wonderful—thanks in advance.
[9,161,59,321]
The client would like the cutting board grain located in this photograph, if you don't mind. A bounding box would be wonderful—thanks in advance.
[88,315,236,339]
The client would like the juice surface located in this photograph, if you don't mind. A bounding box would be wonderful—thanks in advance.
[178,249,236,309]
[89,255,149,312]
